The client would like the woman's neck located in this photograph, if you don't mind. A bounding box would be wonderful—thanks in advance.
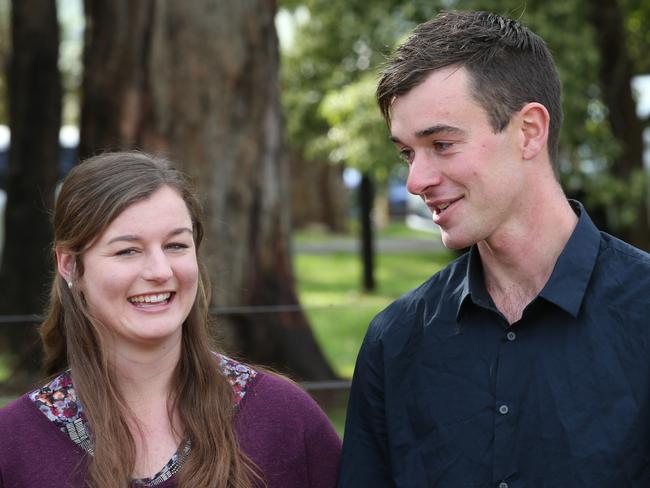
[110,339,181,408]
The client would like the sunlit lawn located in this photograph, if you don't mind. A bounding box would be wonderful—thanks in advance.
[294,238,453,379]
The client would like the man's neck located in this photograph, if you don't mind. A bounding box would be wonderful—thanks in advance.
[477,194,578,324]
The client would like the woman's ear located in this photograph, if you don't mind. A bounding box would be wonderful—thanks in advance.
[55,247,76,285]
[519,102,550,161]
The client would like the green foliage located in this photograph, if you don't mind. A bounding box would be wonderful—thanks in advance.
[623,0,650,74]
[581,169,650,231]
[315,74,395,179]
[280,0,446,181]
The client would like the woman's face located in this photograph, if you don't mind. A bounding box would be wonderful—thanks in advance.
[75,186,199,353]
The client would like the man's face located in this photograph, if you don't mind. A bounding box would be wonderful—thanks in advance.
[389,66,528,249]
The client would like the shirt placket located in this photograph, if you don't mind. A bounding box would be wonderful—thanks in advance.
[492,324,521,488]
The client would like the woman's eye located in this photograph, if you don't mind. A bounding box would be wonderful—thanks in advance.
[166,243,190,251]
[115,248,139,256]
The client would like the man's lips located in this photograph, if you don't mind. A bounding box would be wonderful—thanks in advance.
[425,196,463,215]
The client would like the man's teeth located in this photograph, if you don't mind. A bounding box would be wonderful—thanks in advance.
[129,293,171,304]
[437,202,451,211]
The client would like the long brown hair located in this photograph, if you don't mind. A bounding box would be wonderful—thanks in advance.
[40,151,260,487]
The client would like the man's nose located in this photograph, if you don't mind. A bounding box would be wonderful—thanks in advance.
[405,155,442,196]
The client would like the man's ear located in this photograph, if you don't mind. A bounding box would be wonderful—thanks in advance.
[518,102,550,161]
[55,247,76,284]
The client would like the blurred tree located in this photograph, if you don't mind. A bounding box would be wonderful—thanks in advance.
[79,0,335,380]
[288,149,347,232]
[0,0,61,384]
[587,0,649,247]
[0,0,10,124]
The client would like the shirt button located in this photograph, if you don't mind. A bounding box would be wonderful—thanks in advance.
[506,331,516,341]
[498,404,509,415]
[498,483,508,488]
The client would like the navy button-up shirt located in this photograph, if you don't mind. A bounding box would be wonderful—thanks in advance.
[339,202,650,487]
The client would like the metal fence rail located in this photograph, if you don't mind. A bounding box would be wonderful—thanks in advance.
[0,301,383,325]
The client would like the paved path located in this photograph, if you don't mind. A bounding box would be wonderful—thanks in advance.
[294,236,445,254]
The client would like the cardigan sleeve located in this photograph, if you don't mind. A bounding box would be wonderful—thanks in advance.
[235,372,341,488]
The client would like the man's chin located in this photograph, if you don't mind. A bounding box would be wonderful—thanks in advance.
[440,232,473,251]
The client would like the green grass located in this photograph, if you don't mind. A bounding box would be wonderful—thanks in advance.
[293,220,435,244]
[0,354,10,383]
[295,249,453,378]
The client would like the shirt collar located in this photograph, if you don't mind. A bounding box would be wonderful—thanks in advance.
[455,245,490,319]
[537,200,600,317]
[456,200,600,319]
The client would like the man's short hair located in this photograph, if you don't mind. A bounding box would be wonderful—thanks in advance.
[377,11,563,167]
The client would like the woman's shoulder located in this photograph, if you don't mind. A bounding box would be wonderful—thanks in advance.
[0,371,85,448]
[0,387,87,488]
[234,364,337,435]
[0,393,32,428]
[228,364,342,487]
[238,368,310,412]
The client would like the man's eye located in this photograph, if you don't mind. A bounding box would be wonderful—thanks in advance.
[398,148,413,164]
[434,141,453,152]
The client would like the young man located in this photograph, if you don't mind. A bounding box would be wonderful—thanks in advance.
[338,11,650,487]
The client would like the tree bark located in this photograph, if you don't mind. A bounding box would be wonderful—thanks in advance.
[0,0,61,385]
[588,0,650,249]
[289,149,347,232]
[80,0,335,380]
[359,172,375,292]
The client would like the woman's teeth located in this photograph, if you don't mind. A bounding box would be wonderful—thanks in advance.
[128,292,171,304]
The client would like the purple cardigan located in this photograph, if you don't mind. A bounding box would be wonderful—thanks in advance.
[0,372,341,487]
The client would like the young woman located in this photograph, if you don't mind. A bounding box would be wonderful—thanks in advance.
[0,151,341,487]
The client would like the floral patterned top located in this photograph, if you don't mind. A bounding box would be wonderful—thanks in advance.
[28,354,258,486]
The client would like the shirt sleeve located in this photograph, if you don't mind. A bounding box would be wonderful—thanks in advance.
[338,326,394,487]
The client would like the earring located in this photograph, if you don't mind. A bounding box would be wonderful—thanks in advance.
[67,281,73,289]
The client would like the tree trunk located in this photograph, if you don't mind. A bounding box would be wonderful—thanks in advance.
[0,0,61,386]
[79,0,335,380]
[588,0,650,249]
[359,172,375,292]
[289,149,347,232]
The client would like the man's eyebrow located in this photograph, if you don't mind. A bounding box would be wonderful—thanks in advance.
[414,124,465,138]
[105,227,193,245]
[390,124,465,144]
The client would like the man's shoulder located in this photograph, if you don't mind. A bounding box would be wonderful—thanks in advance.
[590,231,650,307]
[366,251,468,341]
[599,231,650,267]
